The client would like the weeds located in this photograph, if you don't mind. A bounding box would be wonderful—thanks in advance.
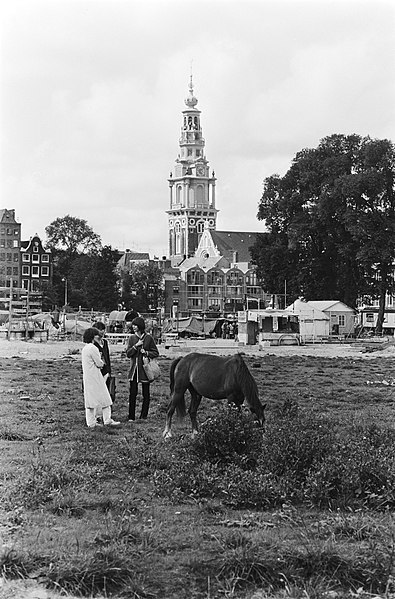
[46,549,141,597]
[155,401,395,511]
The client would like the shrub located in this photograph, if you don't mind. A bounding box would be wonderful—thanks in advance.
[189,404,264,468]
[259,400,335,481]
[305,425,395,509]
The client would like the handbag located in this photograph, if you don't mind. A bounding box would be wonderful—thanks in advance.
[142,355,161,382]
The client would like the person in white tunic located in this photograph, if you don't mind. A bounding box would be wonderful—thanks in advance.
[81,327,120,428]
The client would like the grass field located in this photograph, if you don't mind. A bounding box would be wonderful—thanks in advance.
[1,349,395,598]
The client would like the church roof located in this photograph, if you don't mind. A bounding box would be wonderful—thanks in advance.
[210,231,259,263]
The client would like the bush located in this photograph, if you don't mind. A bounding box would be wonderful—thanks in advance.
[305,424,395,509]
[260,400,335,481]
[154,399,395,511]
[189,404,264,469]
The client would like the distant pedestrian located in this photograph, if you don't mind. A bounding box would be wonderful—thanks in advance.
[81,327,120,428]
[126,316,159,421]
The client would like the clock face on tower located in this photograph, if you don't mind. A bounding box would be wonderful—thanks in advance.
[196,166,205,176]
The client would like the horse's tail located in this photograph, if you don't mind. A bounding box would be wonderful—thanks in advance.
[169,356,187,418]
[169,357,183,393]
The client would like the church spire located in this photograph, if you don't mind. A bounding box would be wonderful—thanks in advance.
[166,77,218,266]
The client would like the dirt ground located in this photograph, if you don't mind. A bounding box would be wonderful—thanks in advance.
[1,337,395,599]
[0,337,394,361]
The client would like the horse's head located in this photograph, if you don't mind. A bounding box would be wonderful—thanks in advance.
[255,402,266,430]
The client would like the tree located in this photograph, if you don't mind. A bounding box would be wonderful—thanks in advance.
[251,134,395,331]
[45,215,102,256]
[126,263,164,313]
[84,246,120,311]
[45,215,103,310]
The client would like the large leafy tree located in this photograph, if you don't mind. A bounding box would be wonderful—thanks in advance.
[125,263,164,313]
[84,246,120,311]
[44,216,122,311]
[251,134,395,331]
[45,215,102,256]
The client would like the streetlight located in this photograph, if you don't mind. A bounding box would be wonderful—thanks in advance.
[62,277,68,307]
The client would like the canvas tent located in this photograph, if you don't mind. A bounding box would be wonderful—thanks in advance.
[162,316,218,337]
[285,299,329,340]
[286,299,356,339]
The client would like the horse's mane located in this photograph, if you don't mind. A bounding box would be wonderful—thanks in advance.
[232,353,259,400]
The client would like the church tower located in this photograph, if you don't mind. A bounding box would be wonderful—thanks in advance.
[167,76,218,266]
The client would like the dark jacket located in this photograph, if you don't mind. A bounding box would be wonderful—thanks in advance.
[126,332,159,383]
[94,339,111,377]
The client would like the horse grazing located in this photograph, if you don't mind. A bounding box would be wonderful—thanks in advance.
[163,352,266,438]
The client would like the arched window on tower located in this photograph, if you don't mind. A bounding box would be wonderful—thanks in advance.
[189,188,195,208]
[197,221,204,234]
[175,222,181,254]
[196,185,204,206]
[176,185,182,205]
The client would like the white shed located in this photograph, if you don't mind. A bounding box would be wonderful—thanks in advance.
[286,299,355,340]
[286,299,329,340]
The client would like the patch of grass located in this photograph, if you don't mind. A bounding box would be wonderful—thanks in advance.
[46,549,144,597]
[0,428,31,441]
[0,548,48,579]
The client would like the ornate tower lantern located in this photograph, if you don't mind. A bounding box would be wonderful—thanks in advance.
[167,76,218,266]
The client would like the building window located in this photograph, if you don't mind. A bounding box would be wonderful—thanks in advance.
[339,315,345,326]
[22,280,29,290]
[0,240,5,248]
[6,253,12,262]
[6,267,11,275]
[33,246,39,253]
[14,229,19,236]
[32,254,39,263]
[22,265,30,275]
[22,254,30,261]
[32,266,39,277]
[41,266,49,276]
[6,228,11,235]
[366,313,374,323]
[12,267,18,276]
[13,240,18,248]
[197,221,204,233]
[41,254,49,263]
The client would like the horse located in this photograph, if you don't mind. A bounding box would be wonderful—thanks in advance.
[162,352,266,438]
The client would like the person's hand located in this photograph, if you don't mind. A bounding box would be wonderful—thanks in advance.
[135,339,143,347]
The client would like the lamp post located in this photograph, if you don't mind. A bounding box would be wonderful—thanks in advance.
[61,277,68,308]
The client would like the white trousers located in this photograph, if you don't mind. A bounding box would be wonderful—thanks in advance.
[86,406,111,427]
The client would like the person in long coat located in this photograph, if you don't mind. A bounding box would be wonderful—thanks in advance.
[126,316,159,421]
[81,327,120,428]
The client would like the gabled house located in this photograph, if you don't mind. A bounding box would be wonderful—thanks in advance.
[286,298,356,339]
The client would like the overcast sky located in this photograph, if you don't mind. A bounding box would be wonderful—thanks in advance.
[2,0,395,258]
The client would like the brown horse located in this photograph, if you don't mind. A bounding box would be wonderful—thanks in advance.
[163,352,266,438]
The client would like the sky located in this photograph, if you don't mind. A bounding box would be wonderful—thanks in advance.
[1,0,395,259]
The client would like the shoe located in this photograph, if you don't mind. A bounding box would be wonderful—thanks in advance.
[128,418,135,422]
[95,420,103,426]
[104,419,121,426]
